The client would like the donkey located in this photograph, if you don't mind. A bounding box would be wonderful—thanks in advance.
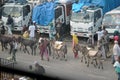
[86,49,103,69]
[74,44,89,63]
[50,40,67,61]
[0,34,15,54]
[17,36,37,55]
[80,46,104,69]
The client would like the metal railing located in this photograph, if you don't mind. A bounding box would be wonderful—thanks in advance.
[0,58,60,80]
[0,58,15,80]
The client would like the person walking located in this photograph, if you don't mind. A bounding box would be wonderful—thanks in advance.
[97,36,106,60]
[101,26,107,36]
[56,19,62,41]
[112,40,120,64]
[6,15,13,35]
[72,33,79,58]
[96,27,103,41]
[113,26,120,46]
[22,25,28,33]
[28,21,36,40]
[113,56,120,80]
[87,34,94,49]
[39,37,49,61]
[103,30,110,57]
[11,38,18,63]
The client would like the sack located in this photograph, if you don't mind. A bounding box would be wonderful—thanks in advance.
[23,31,29,38]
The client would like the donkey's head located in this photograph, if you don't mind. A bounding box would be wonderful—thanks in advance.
[17,36,23,43]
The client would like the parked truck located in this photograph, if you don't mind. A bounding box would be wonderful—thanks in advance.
[0,0,7,6]
[102,6,120,39]
[70,5,103,37]
[70,0,120,37]
[0,0,6,19]
[1,0,32,32]
[32,0,72,34]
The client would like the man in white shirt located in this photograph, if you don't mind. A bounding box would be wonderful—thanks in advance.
[96,27,103,41]
[112,41,120,64]
[29,21,36,40]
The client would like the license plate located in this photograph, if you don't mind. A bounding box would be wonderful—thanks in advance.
[77,33,83,36]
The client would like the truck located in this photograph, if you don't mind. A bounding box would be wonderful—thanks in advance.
[0,0,7,18]
[0,0,7,6]
[1,0,32,32]
[102,6,120,39]
[27,0,40,7]
[70,0,120,37]
[70,5,103,37]
[32,0,72,34]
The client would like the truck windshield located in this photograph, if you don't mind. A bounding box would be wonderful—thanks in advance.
[71,11,93,22]
[2,7,22,17]
[103,14,120,25]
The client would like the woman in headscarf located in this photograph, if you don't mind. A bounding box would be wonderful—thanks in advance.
[72,33,79,58]
[113,26,120,46]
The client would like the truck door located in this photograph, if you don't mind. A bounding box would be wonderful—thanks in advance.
[94,9,102,32]
[55,5,66,34]
[23,5,31,26]
[55,5,64,24]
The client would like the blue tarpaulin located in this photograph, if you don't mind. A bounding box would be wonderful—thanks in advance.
[8,0,27,3]
[72,3,84,12]
[72,0,91,12]
[78,0,91,3]
[72,0,120,14]
[103,0,120,13]
[32,2,55,26]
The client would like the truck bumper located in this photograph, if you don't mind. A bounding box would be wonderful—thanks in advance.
[71,32,90,37]
[12,26,23,31]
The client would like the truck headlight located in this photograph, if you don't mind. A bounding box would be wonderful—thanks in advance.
[88,27,93,31]
[14,21,22,27]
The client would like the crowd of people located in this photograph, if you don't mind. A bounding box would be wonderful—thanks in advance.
[72,26,110,60]
[112,26,120,80]
[1,15,120,79]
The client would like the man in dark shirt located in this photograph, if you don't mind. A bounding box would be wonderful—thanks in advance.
[6,15,14,35]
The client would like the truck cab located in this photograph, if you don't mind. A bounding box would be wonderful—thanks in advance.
[102,6,120,39]
[36,1,72,34]
[27,0,41,7]
[70,6,103,37]
[2,2,32,32]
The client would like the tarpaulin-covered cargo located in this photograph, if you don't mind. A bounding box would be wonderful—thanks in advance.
[7,0,27,3]
[32,1,55,26]
[72,0,120,14]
